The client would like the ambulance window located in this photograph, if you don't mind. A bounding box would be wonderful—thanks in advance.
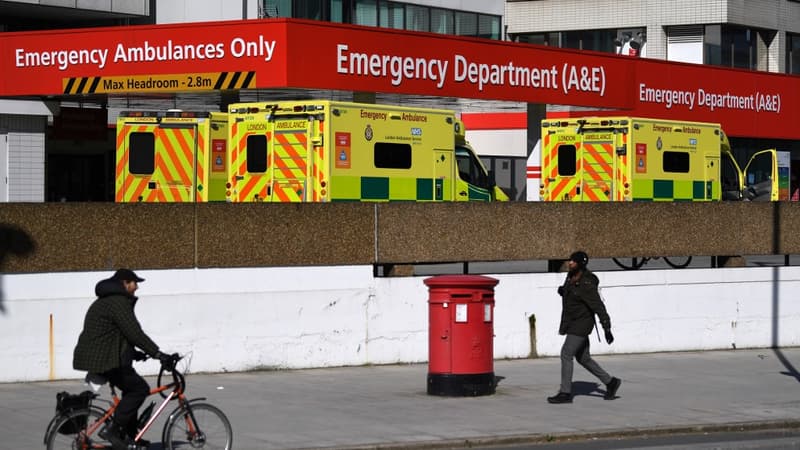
[129,132,154,175]
[557,145,576,176]
[246,135,267,173]
[663,151,690,173]
[456,147,489,189]
[374,143,411,169]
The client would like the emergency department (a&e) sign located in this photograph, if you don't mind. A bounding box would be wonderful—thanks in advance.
[1,18,798,139]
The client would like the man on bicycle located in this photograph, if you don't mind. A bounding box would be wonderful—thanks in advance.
[73,269,175,450]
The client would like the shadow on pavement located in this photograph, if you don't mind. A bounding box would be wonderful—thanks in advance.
[572,381,602,398]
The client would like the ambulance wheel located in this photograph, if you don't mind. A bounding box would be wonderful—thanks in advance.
[664,256,692,268]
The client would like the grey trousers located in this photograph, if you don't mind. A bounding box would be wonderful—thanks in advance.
[560,334,612,394]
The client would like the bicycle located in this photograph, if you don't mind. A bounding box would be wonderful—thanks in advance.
[612,256,693,270]
[44,355,232,450]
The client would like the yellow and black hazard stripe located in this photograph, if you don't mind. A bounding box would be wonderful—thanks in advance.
[63,71,257,94]
[63,77,102,95]
[213,72,256,90]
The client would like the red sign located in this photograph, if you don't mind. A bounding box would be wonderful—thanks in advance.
[212,139,226,172]
[335,132,351,169]
[1,18,798,139]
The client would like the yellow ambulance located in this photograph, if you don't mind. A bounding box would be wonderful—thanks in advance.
[115,110,229,202]
[539,116,785,202]
[226,100,508,202]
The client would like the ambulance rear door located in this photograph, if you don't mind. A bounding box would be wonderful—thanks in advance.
[268,116,317,202]
[228,111,271,202]
[116,120,198,202]
[578,131,617,201]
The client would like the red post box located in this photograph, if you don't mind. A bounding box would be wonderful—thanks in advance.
[424,274,498,396]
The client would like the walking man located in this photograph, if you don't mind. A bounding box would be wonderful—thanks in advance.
[547,251,621,404]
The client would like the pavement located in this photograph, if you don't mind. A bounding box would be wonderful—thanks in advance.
[6,347,800,450]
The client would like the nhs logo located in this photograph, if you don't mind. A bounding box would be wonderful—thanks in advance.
[411,127,422,136]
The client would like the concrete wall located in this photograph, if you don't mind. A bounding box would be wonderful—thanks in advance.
[2,265,799,383]
[3,202,800,274]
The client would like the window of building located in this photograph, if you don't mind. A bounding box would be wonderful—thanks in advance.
[261,1,500,40]
[663,151,690,173]
[788,33,800,75]
[263,0,291,18]
[354,0,378,26]
[477,14,500,40]
[455,11,477,37]
[431,8,454,35]
[128,132,154,175]
[704,25,757,70]
[246,135,268,173]
[405,4,429,32]
[511,28,640,55]
[374,142,411,169]
[379,1,404,29]
[295,0,325,20]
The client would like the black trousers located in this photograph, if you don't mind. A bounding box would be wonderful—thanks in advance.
[103,366,150,438]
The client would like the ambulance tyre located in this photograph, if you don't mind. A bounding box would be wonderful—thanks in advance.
[664,256,692,269]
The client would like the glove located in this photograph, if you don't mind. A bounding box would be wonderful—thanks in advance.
[131,350,148,361]
[156,351,180,369]
[557,286,565,296]
[604,329,615,345]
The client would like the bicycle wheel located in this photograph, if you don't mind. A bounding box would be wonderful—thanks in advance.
[612,257,647,270]
[43,406,107,446]
[664,256,693,268]
[163,403,232,450]
[46,408,109,450]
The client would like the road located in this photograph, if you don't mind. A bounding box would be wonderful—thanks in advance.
[470,429,800,449]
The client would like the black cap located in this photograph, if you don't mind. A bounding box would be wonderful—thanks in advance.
[111,268,145,282]
[569,251,589,267]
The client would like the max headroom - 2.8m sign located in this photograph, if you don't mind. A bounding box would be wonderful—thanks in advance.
[0,18,797,139]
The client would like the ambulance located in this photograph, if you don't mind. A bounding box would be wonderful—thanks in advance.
[115,110,228,202]
[539,116,787,202]
[226,100,508,202]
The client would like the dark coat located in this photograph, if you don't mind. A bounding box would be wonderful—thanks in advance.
[73,278,160,373]
[558,269,611,336]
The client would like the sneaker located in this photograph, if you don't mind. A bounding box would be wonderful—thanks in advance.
[547,392,573,404]
[604,377,621,400]
[127,442,149,450]
[98,423,130,450]
[129,438,150,449]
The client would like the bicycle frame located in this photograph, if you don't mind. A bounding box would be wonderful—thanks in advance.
[85,363,201,445]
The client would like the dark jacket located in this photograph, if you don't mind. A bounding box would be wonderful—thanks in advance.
[558,269,611,336]
[73,278,160,373]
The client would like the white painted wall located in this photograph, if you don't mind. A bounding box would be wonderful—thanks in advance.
[156,0,256,24]
[2,265,799,383]
[466,129,527,158]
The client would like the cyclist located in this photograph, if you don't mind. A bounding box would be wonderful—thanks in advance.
[73,269,176,450]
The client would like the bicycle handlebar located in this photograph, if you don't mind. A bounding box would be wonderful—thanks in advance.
[156,354,186,398]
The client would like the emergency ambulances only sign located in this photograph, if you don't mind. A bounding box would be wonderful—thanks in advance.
[1,19,798,139]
